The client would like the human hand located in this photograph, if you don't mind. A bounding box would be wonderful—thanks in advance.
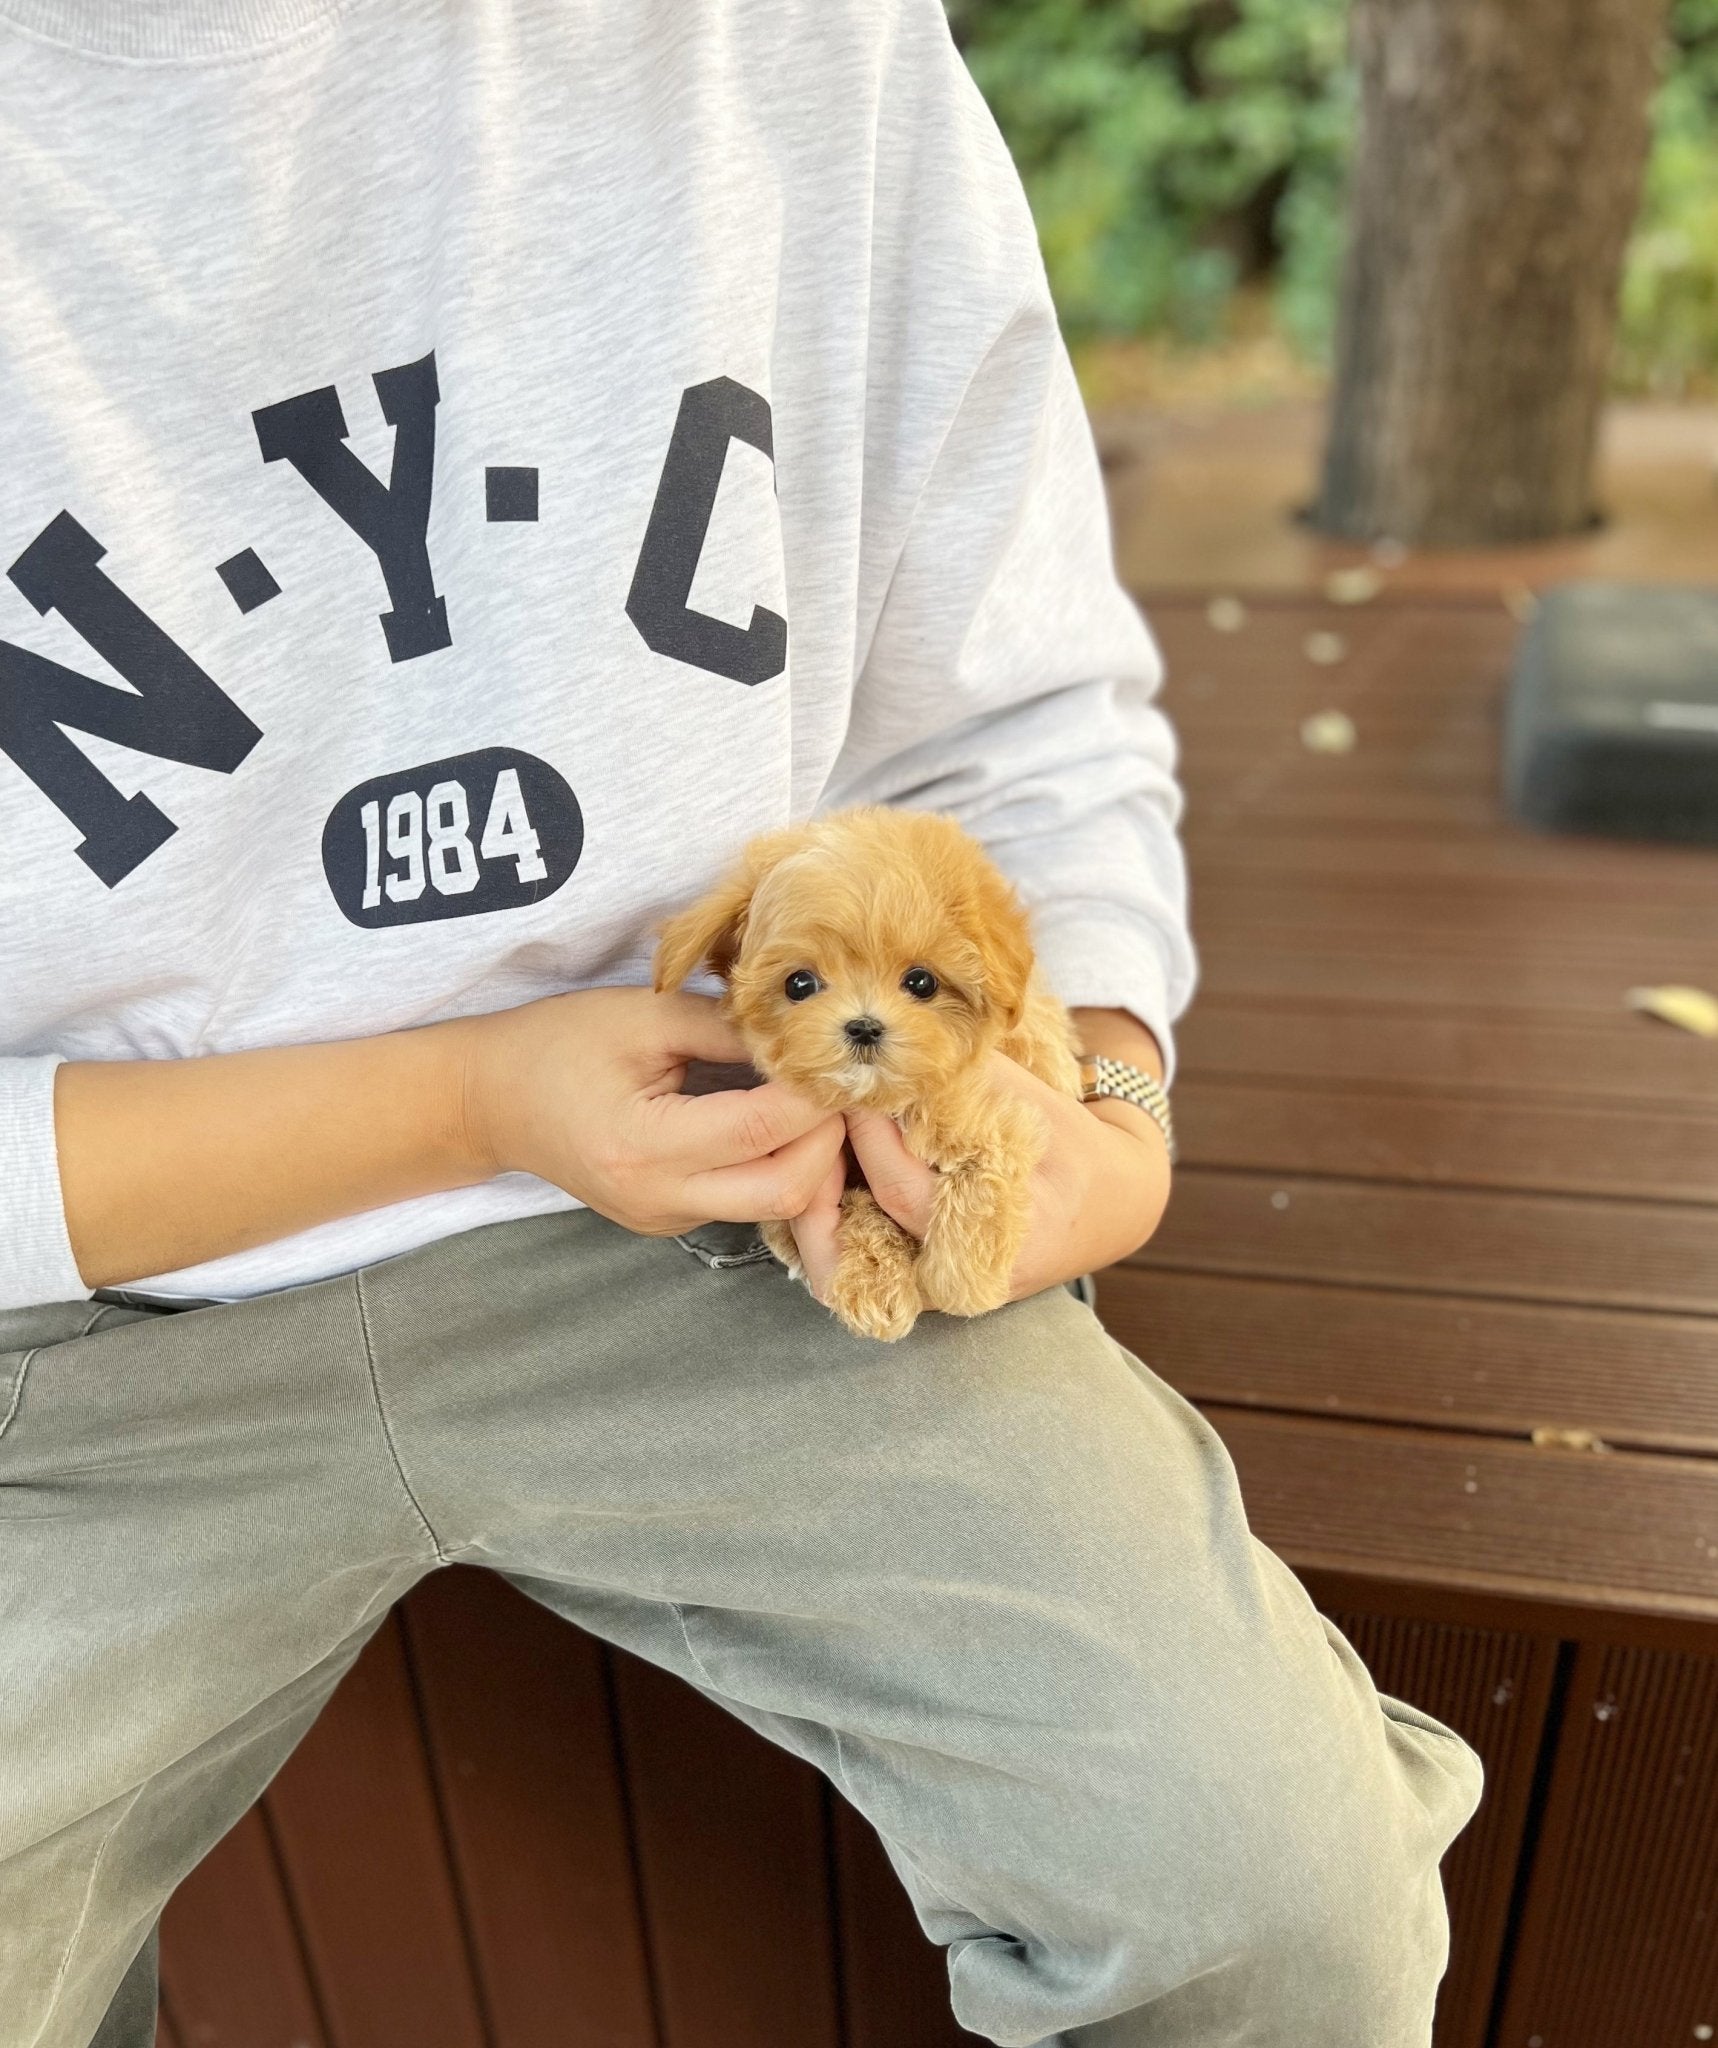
[783,1049,1173,1306]
[461,987,845,1237]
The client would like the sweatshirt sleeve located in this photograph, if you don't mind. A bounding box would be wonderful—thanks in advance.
[0,1056,89,1312]
[821,1,1195,1074]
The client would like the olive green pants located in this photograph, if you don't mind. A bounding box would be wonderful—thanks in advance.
[2,1209,1481,2048]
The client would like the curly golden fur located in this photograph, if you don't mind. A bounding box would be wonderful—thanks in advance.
[653,807,1082,1340]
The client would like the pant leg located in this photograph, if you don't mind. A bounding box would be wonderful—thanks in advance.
[358,1210,1484,2048]
[0,1285,440,2048]
[87,1931,154,2048]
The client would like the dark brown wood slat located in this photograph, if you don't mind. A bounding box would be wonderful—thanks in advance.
[1153,609,1515,690]
[1139,1169,1718,1315]
[264,1616,489,2048]
[1175,1078,1718,1204]
[1195,937,1714,1014]
[612,1650,843,2048]
[1194,788,1505,831]
[1184,820,1718,899]
[1179,746,1499,804]
[154,2006,182,2048]
[158,1805,328,2048]
[1328,1615,1558,2048]
[1493,1642,1718,2048]
[1165,691,1499,740]
[1193,874,1718,953]
[1179,999,1718,1104]
[832,1797,974,2048]
[1100,1267,1718,1453]
[400,1571,659,2048]
[1208,1407,1718,1622]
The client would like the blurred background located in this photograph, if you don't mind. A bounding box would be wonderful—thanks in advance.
[952,0,1718,590]
[955,0,1718,411]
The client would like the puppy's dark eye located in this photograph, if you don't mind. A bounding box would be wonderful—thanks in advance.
[784,970,821,1003]
[901,967,938,1001]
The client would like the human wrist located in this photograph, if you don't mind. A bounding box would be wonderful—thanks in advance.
[1069,1005,1166,1083]
[1079,1101,1172,1257]
[443,1007,521,1182]
[1084,1092,1171,1159]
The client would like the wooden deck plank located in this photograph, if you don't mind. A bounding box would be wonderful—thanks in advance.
[832,1799,973,2048]
[1179,999,1718,1106]
[1183,821,1718,898]
[401,1572,659,2048]
[1100,1267,1718,1453]
[1195,939,1713,1017]
[612,1652,843,2048]
[1138,1169,1718,1316]
[1207,1408,1718,1622]
[1191,875,1718,955]
[1327,1614,1559,2048]
[1491,1642,1718,2048]
[158,1806,328,2048]
[1175,1078,1718,1204]
[264,1617,489,2048]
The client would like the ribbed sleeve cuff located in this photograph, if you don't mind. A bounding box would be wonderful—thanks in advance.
[0,1056,90,1312]
[1031,911,1182,1085]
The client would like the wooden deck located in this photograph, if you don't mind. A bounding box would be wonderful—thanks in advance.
[1110,593,1718,1638]
[154,571,1718,2045]
[1104,590,1718,2048]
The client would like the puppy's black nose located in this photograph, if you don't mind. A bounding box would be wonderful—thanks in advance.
[844,1015,885,1047]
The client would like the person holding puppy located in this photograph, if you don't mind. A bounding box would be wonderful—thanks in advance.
[0,2,1480,2044]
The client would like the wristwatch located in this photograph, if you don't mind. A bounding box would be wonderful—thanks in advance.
[1077,1054,1177,1165]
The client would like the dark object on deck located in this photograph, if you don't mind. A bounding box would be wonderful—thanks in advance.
[1506,584,1718,842]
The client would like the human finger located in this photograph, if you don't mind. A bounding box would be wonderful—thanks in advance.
[787,1145,849,1304]
[681,1114,848,1221]
[663,1078,839,1172]
[844,1112,937,1238]
[637,990,754,1073]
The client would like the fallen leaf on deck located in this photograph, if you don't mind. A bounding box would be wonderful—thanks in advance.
[1300,709,1357,755]
[1503,586,1540,624]
[1626,984,1718,1037]
[1323,567,1382,606]
[1303,630,1348,666]
[1207,595,1248,633]
[1530,1426,1611,1454]
[1371,537,1409,569]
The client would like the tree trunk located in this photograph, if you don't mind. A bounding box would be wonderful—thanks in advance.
[1314,0,1668,546]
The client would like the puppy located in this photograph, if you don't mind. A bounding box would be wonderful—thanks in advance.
[653,806,1082,1340]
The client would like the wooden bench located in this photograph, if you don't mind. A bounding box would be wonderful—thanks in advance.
[155,591,1718,2048]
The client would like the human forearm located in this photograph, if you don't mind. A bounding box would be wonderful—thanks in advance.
[51,989,845,1297]
[55,1022,481,1291]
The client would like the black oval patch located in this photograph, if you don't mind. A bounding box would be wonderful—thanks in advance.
[323,747,582,929]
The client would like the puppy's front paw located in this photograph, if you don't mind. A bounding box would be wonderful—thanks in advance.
[826,1189,922,1342]
[914,1254,1011,1320]
[827,1270,919,1343]
[913,1157,1028,1320]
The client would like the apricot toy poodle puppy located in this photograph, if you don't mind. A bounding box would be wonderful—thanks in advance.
[653,807,1082,1340]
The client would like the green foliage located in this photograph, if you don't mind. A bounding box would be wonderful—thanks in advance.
[946,0,1353,349]
[954,0,1718,391]
[1617,0,1718,394]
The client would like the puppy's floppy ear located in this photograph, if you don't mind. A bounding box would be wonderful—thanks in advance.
[653,869,755,991]
[968,896,1036,1036]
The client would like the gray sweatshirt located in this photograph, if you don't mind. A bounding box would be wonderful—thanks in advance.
[0,0,1194,1310]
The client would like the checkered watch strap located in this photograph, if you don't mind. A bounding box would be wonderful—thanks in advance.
[1077,1055,1177,1165]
